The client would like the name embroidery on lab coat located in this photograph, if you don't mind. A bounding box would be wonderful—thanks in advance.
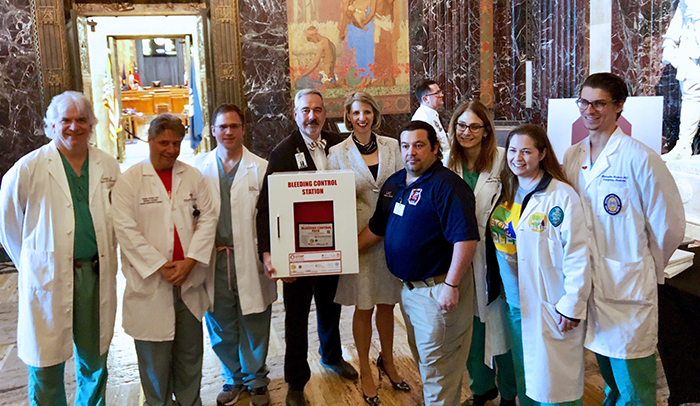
[603,193,621,215]
[528,212,547,233]
[140,196,163,205]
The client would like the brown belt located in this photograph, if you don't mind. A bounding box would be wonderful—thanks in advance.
[402,273,447,290]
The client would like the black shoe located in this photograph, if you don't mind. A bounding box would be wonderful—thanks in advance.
[320,358,359,380]
[463,387,499,406]
[363,393,381,406]
[376,354,411,392]
[285,388,306,406]
[499,398,516,406]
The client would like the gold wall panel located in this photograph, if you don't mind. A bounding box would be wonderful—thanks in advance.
[33,0,69,107]
[209,0,243,107]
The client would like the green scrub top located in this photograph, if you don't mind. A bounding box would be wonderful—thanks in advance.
[462,162,479,191]
[214,158,240,247]
[59,151,98,260]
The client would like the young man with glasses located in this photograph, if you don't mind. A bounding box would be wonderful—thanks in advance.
[191,104,277,406]
[412,79,450,158]
[563,72,685,406]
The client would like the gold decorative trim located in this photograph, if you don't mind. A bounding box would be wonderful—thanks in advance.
[44,69,63,86]
[74,2,205,16]
[213,6,235,23]
[218,62,237,80]
[39,6,57,25]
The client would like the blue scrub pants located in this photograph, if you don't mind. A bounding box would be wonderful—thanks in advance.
[466,315,517,400]
[595,353,656,406]
[134,290,203,406]
[28,259,108,406]
[205,250,272,389]
[505,304,581,406]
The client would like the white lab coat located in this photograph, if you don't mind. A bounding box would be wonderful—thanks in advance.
[112,159,217,341]
[448,148,510,364]
[563,128,685,359]
[515,178,591,403]
[412,104,450,158]
[0,142,119,367]
[190,147,277,315]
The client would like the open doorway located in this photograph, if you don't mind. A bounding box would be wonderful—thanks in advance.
[79,15,210,164]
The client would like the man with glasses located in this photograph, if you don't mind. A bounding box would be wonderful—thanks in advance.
[563,72,685,406]
[0,91,120,405]
[256,89,358,406]
[412,79,450,158]
[191,104,277,406]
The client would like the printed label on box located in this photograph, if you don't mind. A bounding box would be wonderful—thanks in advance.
[289,251,342,275]
[298,223,334,248]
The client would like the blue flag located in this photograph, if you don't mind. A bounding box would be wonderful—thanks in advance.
[189,57,204,150]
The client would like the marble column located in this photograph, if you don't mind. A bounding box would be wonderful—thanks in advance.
[0,0,46,178]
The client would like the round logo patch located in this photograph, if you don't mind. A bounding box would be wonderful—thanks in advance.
[548,206,564,227]
[528,212,547,233]
[603,193,622,215]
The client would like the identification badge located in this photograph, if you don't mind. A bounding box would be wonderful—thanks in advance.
[295,152,308,169]
[393,202,405,216]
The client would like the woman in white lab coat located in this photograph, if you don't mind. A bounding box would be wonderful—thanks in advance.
[489,124,591,405]
[444,100,515,406]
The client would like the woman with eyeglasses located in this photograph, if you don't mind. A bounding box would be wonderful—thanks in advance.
[328,91,408,406]
[489,124,591,406]
[445,100,517,406]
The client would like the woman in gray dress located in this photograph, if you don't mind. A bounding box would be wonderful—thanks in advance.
[328,91,408,406]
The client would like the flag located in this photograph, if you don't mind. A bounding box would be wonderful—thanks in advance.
[189,56,204,150]
[103,57,120,141]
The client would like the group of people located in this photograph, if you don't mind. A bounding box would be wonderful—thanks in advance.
[0,70,686,406]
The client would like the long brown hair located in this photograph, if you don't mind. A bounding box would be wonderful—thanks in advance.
[499,124,571,206]
[446,100,497,174]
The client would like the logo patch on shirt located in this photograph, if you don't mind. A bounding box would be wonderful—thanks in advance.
[548,206,564,227]
[528,212,547,233]
[408,188,422,206]
[603,193,622,215]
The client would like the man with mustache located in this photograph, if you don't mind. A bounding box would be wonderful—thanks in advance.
[256,89,358,406]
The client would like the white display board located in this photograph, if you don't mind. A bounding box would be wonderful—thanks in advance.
[267,170,359,278]
[547,96,663,162]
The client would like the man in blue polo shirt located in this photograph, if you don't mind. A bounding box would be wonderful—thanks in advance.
[359,120,479,406]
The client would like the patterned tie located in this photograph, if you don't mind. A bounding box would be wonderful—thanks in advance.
[309,138,327,152]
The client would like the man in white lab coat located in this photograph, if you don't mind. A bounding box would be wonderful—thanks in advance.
[563,73,685,406]
[662,0,700,160]
[191,104,277,406]
[0,91,120,405]
[412,79,450,158]
[112,113,217,406]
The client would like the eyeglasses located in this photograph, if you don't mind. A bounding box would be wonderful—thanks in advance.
[216,123,243,131]
[456,122,486,133]
[576,98,614,111]
[425,90,444,97]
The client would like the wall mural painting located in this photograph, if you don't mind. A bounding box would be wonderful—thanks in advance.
[287,0,411,117]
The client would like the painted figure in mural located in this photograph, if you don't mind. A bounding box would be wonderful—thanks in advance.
[0,91,120,406]
[662,0,700,160]
[373,0,397,86]
[296,26,338,90]
[339,0,377,87]
[191,104,277,406]
[564,73,685,406]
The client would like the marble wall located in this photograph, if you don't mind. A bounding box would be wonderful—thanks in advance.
[611,0,679,149]
[0,0,46,178]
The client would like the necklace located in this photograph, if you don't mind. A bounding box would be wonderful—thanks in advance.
[352,132,378,155]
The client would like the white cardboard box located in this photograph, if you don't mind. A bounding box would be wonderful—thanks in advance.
[267,170,359,278]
